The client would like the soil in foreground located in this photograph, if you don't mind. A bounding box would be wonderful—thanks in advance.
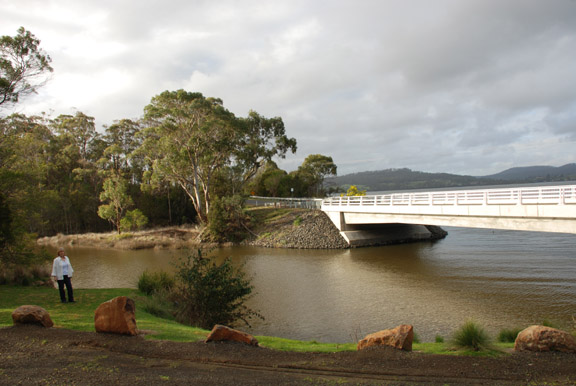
[2,325,576,385]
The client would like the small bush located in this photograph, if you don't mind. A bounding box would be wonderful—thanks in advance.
[207,195,251,243]
[138,270,174,296]
[497,327,523,343]
[451,320,491,351]
[120,209,148,232]
[171,248,263,329]
[435,335,444,343]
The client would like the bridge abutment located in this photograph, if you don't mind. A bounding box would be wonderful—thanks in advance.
[326,211,445,247]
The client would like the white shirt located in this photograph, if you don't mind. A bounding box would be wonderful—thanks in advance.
[51,256,74,280]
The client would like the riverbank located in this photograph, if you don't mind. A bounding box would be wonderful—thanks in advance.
[2,286,576,385]
[37,208,446,250]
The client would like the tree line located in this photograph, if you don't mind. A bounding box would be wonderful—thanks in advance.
[1,27,337,267]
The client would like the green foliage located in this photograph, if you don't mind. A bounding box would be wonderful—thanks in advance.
[139,90,296,222]
[0,27,53,107]
[171,249,262,329]
[98,176,134,233]
[497,327,523,343]
[296,154,337,197]
[120,209,148,232]
[207,195,251,243]
[451,320,492,351]
[137,290,175,320]
[137,269,175,296]
[293,216,302,226]
[435,334,445,343]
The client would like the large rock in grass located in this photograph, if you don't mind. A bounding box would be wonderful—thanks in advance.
[94,296,137,336]
[12,305,54,328]
[206,325,259,346]
[357,324,414,351]
[514,325,576,353]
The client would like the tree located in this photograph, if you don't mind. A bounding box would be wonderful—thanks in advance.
[98,176,133,233]
[0,27,53,107]
[232,110,296,186]
[297,154,337,197]
[99,119,143,181]
[119,209,148,232]
[139,90,296,223]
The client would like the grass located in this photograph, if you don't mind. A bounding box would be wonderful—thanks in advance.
[1,285,513,355]
[450,320,492,351]
[498,327,523,343]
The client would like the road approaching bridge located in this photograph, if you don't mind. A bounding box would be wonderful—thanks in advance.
[321,185,576,246]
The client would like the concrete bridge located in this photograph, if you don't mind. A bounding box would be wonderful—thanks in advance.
[321,185,576,247]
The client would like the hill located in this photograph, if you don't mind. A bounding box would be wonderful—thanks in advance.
[325,164,576,193]
[481,163,576,181]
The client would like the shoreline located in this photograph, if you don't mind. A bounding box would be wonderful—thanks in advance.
[37,208,446,250]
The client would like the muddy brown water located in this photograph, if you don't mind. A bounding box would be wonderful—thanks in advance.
[59,227,576,343]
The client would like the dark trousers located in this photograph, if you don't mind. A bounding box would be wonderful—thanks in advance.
[57,275,74,302]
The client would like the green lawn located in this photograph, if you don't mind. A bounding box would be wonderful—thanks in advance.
[1,285,512,355]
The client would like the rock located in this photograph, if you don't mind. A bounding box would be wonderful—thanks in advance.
[12,305,54,328]
[94,296,137,336]
[357,324,414,351]
[514,325,576,353]
[206,324,259,346]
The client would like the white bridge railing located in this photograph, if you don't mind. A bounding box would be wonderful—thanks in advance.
[322,185,576,208]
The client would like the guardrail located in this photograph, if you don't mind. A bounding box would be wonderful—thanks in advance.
[248,196,323,209]
[322,185,576,208]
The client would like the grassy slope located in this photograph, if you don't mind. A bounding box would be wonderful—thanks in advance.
[0,285,514,355]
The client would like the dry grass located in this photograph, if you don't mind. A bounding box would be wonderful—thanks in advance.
[37,226,202,250]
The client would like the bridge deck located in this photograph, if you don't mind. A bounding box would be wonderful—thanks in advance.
[321,185,576,235]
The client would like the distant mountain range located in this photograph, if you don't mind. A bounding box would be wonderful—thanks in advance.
[325,163,576,193]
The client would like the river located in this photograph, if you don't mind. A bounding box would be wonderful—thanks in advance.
[62,227,576,343]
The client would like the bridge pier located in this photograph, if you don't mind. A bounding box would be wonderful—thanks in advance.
[325,212,446,247]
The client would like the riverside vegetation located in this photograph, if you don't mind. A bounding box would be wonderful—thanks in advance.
[0,285,523,354]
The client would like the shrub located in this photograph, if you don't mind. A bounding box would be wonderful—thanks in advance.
[435,335,445,343]
[138,290,175,320]
[137,270,174,296]
[497,327,523,343]
[120,209,148,232]
[171,249,262,329]
[206,195,251,243]
[451,320,491,351]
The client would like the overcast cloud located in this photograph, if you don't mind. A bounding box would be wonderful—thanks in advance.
[2,0,576,176]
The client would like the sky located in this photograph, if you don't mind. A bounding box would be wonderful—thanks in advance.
[2,0,576,176]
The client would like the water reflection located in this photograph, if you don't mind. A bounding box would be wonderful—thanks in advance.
[63,227,576,343]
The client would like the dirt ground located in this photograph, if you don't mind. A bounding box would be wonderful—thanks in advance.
[2,325,576,385]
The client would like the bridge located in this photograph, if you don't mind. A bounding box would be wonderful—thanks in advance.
[321,185,576,247]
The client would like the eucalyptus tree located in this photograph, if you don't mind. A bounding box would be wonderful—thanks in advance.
[0,113,56,234]
[99,119,143,181]
[297,154,337,197]
[138,90,296,223]
[0,27,53,107]
[49,111,106,233]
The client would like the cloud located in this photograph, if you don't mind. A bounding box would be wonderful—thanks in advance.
[2,0,576,176]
